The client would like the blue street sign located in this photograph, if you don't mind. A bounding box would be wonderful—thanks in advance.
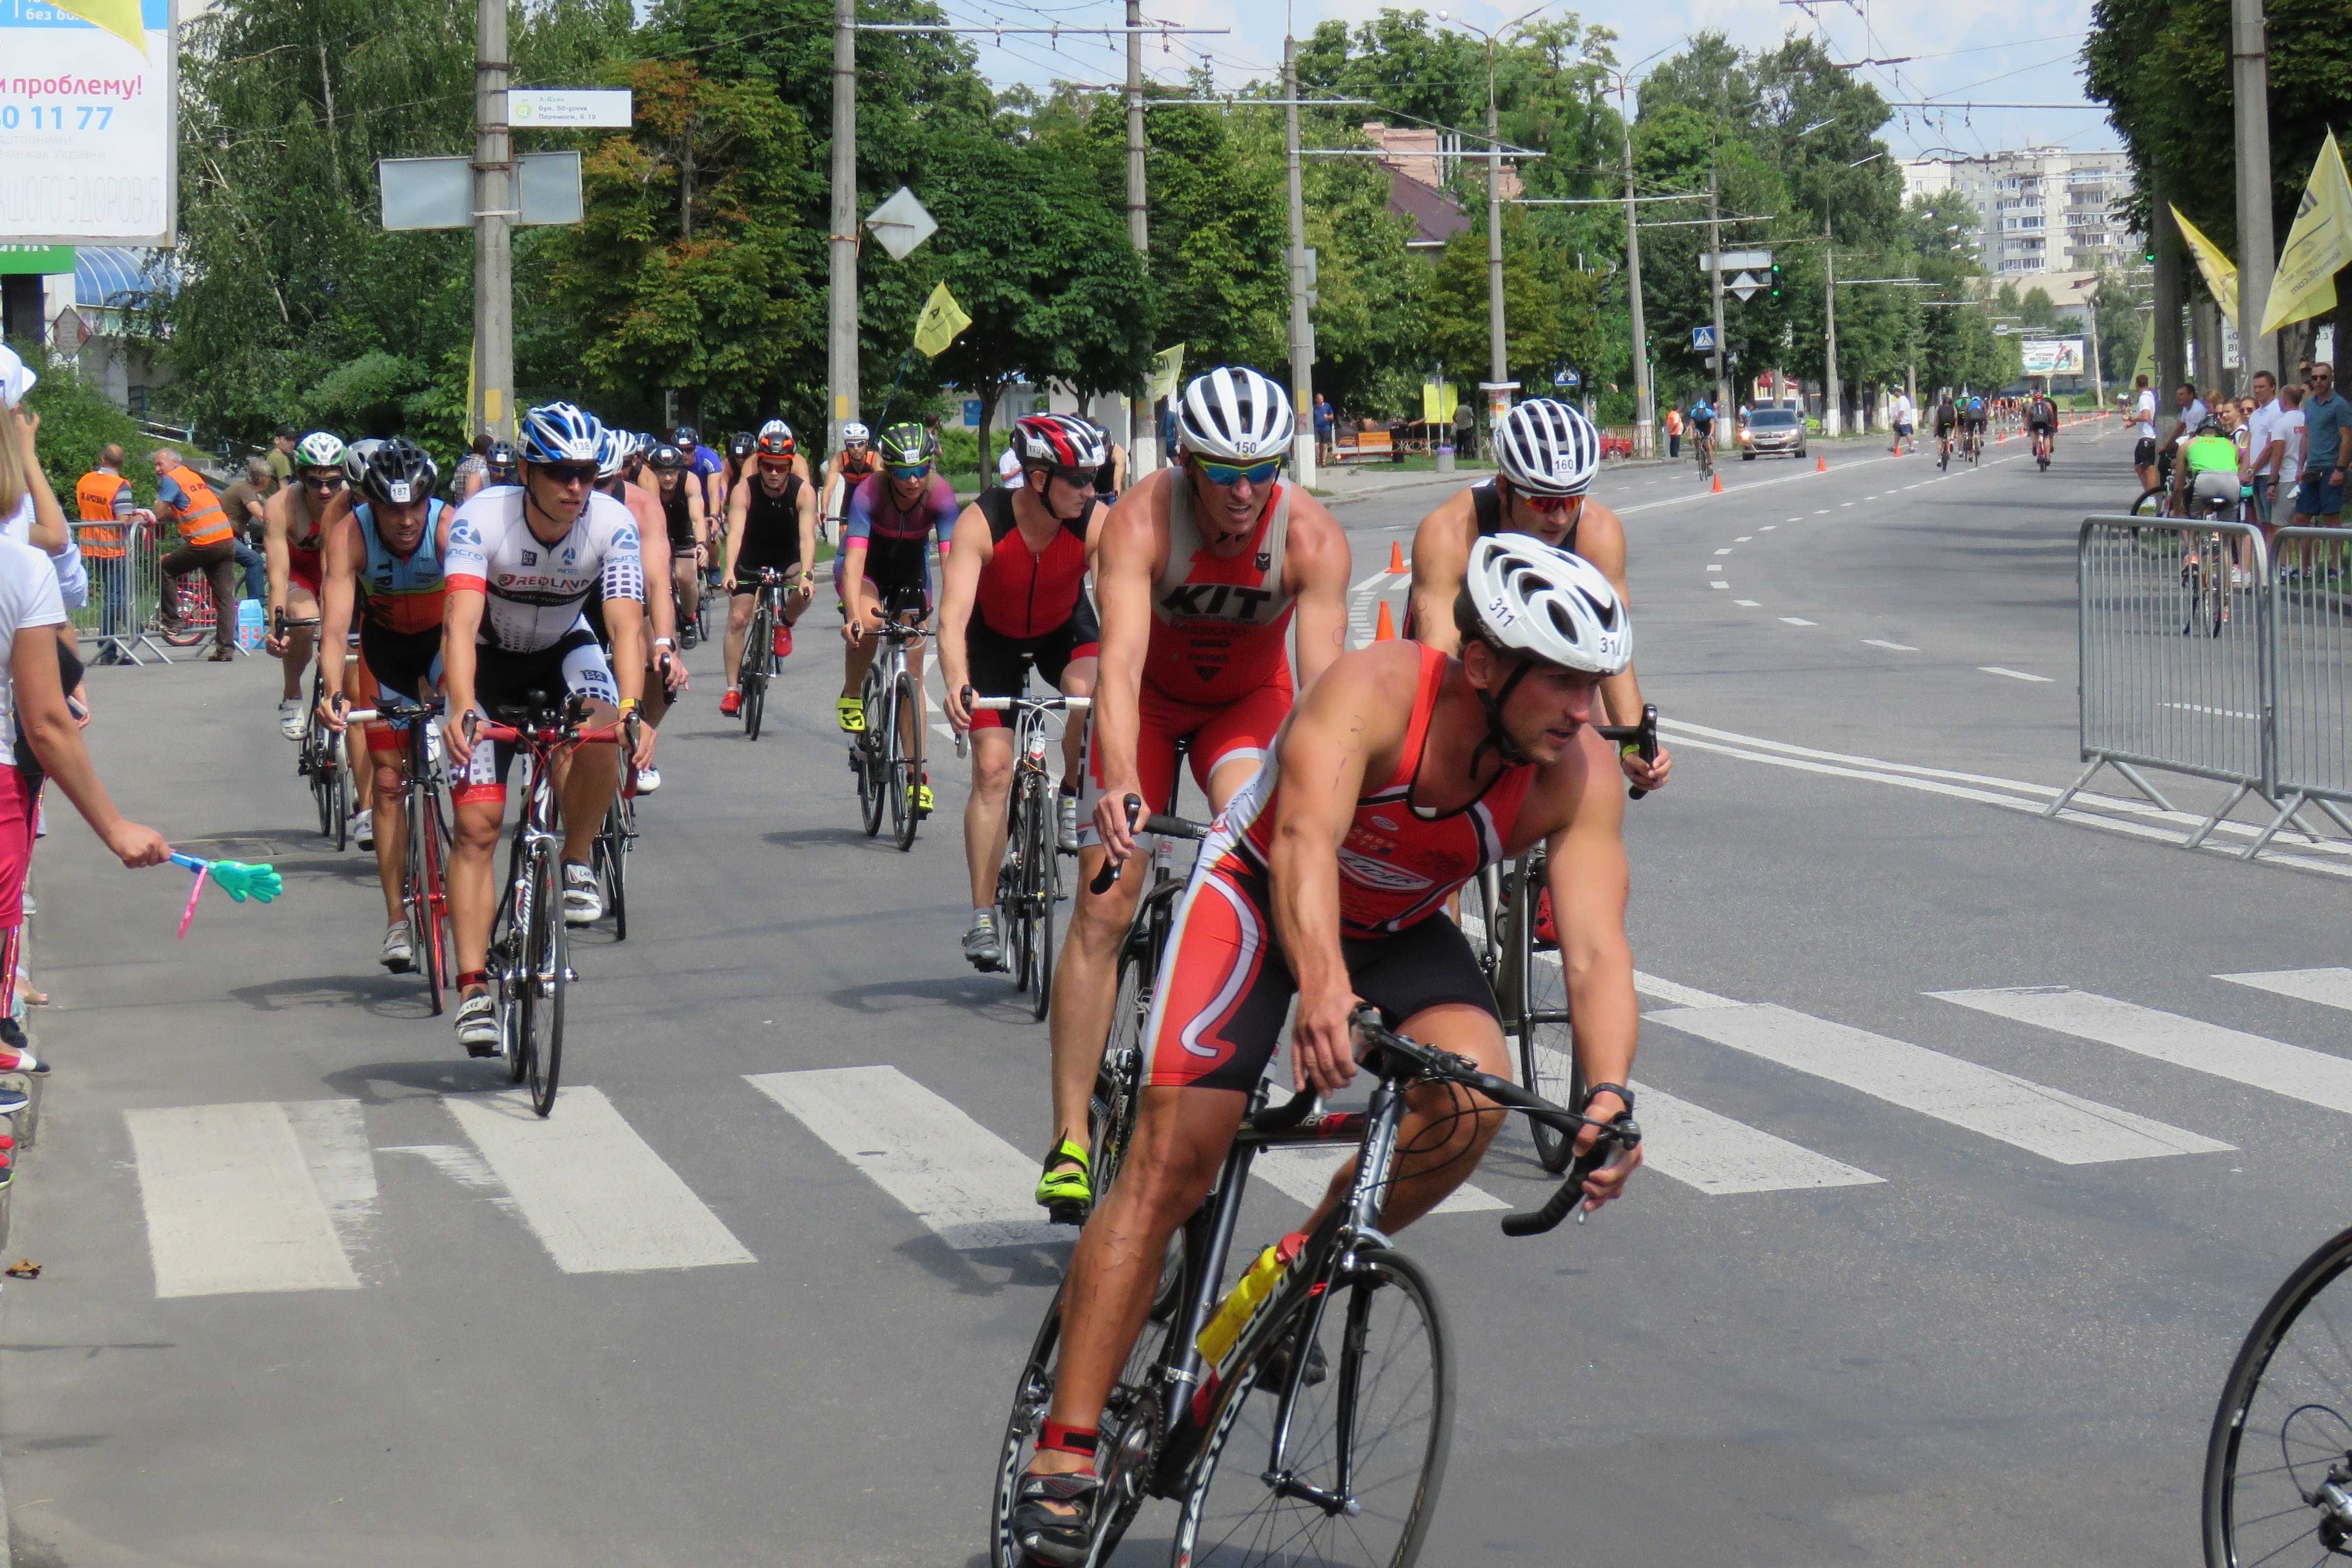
[1690,326,1716,351]
[1554,368,1581,387]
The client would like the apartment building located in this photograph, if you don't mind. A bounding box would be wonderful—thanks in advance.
[1902,146,2137,276]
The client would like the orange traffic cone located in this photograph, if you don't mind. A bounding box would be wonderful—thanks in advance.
[1815,454,1827,473]
[1387,540,1406,573]
[1710,472,1723,494]
[1374,599,1398,641]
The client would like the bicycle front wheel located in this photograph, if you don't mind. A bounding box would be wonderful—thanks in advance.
[598,794,630,942]
[2204,1224,2352,1567]
[858,667,889,837]
[1175,1250,1454,1568]
[743,607,768,741]
[407,776,447,1013]
[1508,851,1581,1173]
[523,844,567,1117]
[1027,779,1057,1022]
[893,669,922,852]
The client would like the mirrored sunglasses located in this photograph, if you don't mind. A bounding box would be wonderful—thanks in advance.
[1197,457,1282,487]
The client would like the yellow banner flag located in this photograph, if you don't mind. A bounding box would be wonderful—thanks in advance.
[1420,379,1459,424]
[2170,205,2238,322]
[1149,344,1186,402]
[51,0,148,57]
[2261,131,2352,336]
[912,281,971,359]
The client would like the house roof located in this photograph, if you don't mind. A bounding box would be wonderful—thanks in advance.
[1387,169,1471,249]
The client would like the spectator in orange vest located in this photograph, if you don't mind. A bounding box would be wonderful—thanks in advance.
[76,445,142,658]
[150,448,241,662]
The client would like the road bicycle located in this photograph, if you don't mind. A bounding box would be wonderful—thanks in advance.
[733,565,801,741]
[2033,428,2053,471]
[1489,704,1660,1172]
[969,678,1091,1022]
[469,695,634,1118]
[991,1006,1642,1568]
[849,584,930,852]
[1694,433,1716,482]
[2178,481,2253,639]
[283,615,359,850]
[344,691,454,1012]
[2202,1222,2352,1567]
[593,781,635,943]
[158,567,220,649]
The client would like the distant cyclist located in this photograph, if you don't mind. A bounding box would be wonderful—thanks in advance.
[937,413,1107,971]
[646,444,707,651]
[836,424,957,801]
[2027,390,2059,463]
[718,421,818,718]
[1687,396,1717,470]
[593,426,684,792]
[1932,392,1959,465]
[1962,395,1989,459]
[819,421,876,544]
[263,431,347,740]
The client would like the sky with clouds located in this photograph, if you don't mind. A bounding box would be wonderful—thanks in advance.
[936,0,2119,165]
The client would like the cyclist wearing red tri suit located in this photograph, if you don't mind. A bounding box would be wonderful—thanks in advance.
[1034,366,1352,1224]
[940,414,1109,970]
[1012,540,1647,1557]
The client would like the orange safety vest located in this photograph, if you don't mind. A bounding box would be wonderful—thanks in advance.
[75,470,131,558]
[164,464,233,548]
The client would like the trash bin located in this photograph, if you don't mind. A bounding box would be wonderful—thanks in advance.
[1435,444,1456,474]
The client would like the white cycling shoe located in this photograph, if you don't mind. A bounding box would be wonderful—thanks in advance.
[278,698,305,741]
[561,862,603,925]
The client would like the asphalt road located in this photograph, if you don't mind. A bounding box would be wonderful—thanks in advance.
[10,415,2348,1565]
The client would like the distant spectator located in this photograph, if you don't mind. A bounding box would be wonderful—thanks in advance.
[75,443,139,659]
[1453,397,1475,459]
[2246,372,2285,532]
[452,431,492,503]
[1664,405,1683,459]
[1313,394,1334,464]
[1891,390,1915,454]
[150,448,241,662]
[2296,362,2348,531]
[266,425,298,487]
[219,457,275,603]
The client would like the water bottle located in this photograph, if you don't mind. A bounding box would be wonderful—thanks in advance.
[1195,1231,1308,1370]
[235,599,266,651]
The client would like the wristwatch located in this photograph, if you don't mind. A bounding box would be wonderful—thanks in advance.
[1579,1082,1635,1117]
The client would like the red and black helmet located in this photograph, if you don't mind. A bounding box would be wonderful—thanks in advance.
[1013,413,1107,474]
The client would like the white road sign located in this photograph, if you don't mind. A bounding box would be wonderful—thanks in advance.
[1729,271,1761,302]
[1701,250,1772,274]
[864,186,937,261]
[509,89,632,128]
[0,0,177,245]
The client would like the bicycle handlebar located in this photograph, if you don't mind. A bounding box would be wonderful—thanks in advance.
[1088,794,1212,894]
[1593,702,1660,801]
[969,694,1093,714]
[1348,1006,1641,1238]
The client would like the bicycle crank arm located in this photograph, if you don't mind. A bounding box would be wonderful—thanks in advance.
[1266,1471,1360,1517]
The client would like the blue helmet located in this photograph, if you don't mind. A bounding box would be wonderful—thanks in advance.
[595,425,627,481]
[520,401,604,465]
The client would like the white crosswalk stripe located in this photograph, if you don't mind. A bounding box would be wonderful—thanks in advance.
[442,1087,756,1274]
[1252,1146,1508,1214]
[126,1101,363,1297]
[2216,967,2352,1012]
[1932,986,2352,1117]
[1647,1001,2231,1164]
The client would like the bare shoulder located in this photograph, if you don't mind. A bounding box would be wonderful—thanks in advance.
[1282,486,1354,586]
[1100,471,1167,571]
[1576,497,1629,580]
[1408,490,1476,580]
[1296,639,1425,736]
[1528,724,1621,841]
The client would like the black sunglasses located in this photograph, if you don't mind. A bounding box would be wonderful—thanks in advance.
[540,463,599,486]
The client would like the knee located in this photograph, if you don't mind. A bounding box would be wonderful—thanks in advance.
[1120,1139,1219,1229]
[453,807,500,854]
[372,761,405,799]
[971,752,1013,796]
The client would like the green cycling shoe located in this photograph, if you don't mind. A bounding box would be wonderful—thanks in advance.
[1035,1138,1091,1226]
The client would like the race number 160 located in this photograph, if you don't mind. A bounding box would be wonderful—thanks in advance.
[2,105,115,130]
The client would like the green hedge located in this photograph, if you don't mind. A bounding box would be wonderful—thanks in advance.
[18,358,152,506]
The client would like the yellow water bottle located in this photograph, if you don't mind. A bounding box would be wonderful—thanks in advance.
[1195,1232,1308,1369]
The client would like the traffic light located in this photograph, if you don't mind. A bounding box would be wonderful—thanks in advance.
[1770,261,1782,299]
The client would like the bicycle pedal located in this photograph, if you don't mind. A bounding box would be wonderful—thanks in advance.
[1043,1200,1090,1227]
[560,966,578,984]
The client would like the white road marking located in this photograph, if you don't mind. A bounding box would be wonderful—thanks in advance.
[1814,509,1830,515]
[1625,1074,1883,1194]
[444,1087,756,1273]
[1933,987,2352,1117]
[1735,535,1753,542]
[1706,564,1723,572]
[126,1101,360,1297]
[1647,1003,2230,1164]
[1711,581,1730,590]
[1779,617,1817,626]
[1781,519,1798,524]
[1714,548,1733,555]
[1251,1146,1506,1214]
[1348,569,1401,594]
[1840,502,1855,508]
[2217,968,2352,1011]
[1634,970,1741,1009]
[1866,495,1879,500]
[1735,599,1761,606]
[283,1098,380,1266]
[1864,639,1919,651]
[748,1066,1064,1250]
[1977,666,2052,682]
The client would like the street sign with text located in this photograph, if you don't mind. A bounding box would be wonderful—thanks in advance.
[509,89,632,128]
[1701,249,1772,274]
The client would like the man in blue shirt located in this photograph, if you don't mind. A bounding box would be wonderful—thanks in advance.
[1688,397,1717,463]
[673,425,728,520]
[2297,362,2349,529]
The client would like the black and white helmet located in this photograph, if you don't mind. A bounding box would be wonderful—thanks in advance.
[1461,534,1630,676]
[1494,399,1602,498]
[1175,366,1293,462]
[360,438,438,507]
[341,437,385,489]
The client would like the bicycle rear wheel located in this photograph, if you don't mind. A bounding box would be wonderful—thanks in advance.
[407,772,447,1013]
[330,751,352,851]
[743,607,768,741]
[892,669,922,852]
[523,843,567,1117]
[597,793,631,942]
[2204,1224,2352,1567]
[1027,780,1057,1023]
[1174,1250,1453,1568]
[857,667,888,837]
[999,780,1034,992]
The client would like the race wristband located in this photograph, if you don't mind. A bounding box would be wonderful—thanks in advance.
[1580,1083,1635,1116]
[618,698,639,714]
[653,638,674,649]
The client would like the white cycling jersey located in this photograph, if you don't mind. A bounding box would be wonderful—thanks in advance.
[446,487,644,653]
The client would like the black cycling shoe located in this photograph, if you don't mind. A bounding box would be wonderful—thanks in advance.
[1259,1331,1329,1394]
[1011,1469,1099,1567]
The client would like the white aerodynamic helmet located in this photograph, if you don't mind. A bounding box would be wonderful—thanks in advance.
[1175,365,1293,463]
[341,436,385,488]
[1461,533,1630,677]
[1493,398,1602,498]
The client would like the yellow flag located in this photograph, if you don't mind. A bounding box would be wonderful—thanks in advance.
[1420,379,1442,424]
[51,0,149,58]
[912,281,970,359]
[2261,131,2352,336]
[1149,344,1186,401]
[2170,205,2238,322]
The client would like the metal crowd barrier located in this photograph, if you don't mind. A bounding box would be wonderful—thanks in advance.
[2051,515,2273,847]
[2249,525,2352,855]
[70,520,218,665]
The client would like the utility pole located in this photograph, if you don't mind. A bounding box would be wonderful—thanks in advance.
[827,0,859,451]
[1823,217,1840,437]
[2084,284,2105,405]
[1619,103,1651,457]
[1707,168,1729,416]
[1485,37,1507,402]
[1283,33,1316,486]
[2151,175,2186,401]
[2231,0,2277,381]
[1126,0,1155,473]
[472,0,513,439]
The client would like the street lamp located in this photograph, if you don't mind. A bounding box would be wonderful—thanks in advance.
[1436,3,1546,430]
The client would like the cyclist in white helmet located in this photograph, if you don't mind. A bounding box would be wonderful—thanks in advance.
[263,430,350,742]
[1031,363,1355,1226]
[1405,397,1669,792]
[818,420,876,546]
[1009,533,1647,1565]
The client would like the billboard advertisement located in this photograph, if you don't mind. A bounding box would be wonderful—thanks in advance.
[2020,337,2087,377]
[0,0,176,246]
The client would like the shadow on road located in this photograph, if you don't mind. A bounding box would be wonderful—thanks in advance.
[894,1231,1068,1300]
[319,1055,513,1104]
